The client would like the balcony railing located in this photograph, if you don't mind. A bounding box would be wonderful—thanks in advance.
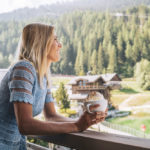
[28,130,150,150]
[74,85,106,91]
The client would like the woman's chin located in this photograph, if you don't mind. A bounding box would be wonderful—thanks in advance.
[53,57,60,62]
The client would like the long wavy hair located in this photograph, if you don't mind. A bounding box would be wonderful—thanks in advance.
[17,23,54,88]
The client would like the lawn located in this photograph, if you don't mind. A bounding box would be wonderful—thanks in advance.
[111,94,131,106]
[108,77,150,137]
[108,116,150,134]
[110,78,150,107]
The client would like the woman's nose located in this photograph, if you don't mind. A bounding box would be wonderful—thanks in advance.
[58,42,62,48]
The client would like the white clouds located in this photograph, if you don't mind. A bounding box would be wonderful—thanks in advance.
[0,0,73,14]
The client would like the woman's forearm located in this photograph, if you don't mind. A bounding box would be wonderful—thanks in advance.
[19,118,78,135]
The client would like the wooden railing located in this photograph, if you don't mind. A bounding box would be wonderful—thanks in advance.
[28,130,150,150]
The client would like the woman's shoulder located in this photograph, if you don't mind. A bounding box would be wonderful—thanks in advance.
[12,60,36,76]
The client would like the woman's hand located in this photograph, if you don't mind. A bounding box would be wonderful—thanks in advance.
[75,104,108,132]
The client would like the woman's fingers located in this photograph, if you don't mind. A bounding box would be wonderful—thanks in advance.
[88,111,106,120]
[96,117,105,123]
[92,117,105,124]
[89,104,100,112]
[79,109,107,131]
[88,111,105,124]
[96,111,105,118]
[93,111,107,124]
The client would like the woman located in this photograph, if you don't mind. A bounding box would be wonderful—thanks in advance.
[0,23,107,150]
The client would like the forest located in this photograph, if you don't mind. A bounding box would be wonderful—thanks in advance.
[0,5,150,78]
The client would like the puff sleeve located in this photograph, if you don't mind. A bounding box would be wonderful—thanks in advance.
[8,61,36,104]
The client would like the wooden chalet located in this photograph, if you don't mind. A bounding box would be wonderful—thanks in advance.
[68,73,121,103]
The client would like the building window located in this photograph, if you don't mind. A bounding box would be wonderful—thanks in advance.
[83,80,86,86]
[79,81,82,86]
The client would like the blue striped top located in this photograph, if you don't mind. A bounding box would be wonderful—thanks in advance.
[0,60,54,149]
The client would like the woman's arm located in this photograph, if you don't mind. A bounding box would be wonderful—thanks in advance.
[14,102,78,135]
[14,102,106,135]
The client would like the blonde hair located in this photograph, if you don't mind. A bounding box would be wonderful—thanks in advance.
[17,23,54,88]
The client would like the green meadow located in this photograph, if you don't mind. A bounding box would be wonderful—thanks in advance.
[110,78,150,134]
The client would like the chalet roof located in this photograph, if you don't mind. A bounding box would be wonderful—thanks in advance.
[68,73,121,85]
[68,75,105,85]
[104,81,121,90]
[101,73,121,82]
[69,93,89,100]
[0,69,8,82]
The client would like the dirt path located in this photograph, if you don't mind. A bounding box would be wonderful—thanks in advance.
[119,93,150,111]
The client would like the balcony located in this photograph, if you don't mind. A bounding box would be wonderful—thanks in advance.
[74,85,106,91]
[28,130,150,150]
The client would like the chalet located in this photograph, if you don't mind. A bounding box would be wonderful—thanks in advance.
[68,73,121,103]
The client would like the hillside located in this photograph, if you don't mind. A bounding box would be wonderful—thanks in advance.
[1,5,150,77]
[0,0,150,21]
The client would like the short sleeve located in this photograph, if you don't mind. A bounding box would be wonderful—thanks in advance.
[45,88,54,103]
[8,61,36,104]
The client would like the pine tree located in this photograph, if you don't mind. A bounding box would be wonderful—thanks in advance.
[117,32,126,64]
[90,49,97,75]
[134,59,150,90]
[55,82,70,111]
[74,41,85,75]
[125,41,133,64]
[132,36,141,62]
[107,44,117,73]
[97,43,104,74]
[75,41,82,75]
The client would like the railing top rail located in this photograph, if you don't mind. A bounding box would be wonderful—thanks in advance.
[28,130,150,150]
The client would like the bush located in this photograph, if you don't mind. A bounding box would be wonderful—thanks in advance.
[27,137,49,148]
[58,108,77,117]
[134,59,150,90]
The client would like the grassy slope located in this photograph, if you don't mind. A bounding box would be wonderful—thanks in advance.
[111,78,150,106]
[109,116,150,134]
[109,78,150,134]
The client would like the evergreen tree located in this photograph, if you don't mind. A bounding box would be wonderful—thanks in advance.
[107,44,117,73]
[97,43,104,74]
[78,50,85,75]
[125,41,134,64]
[74,41,85,75]
[117,32,126,64]
[132,36,141,62]
[134,59,150,90]
[90,49,97,75]
[55,82,70,110]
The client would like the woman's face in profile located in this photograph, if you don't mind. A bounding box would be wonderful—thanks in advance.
[47,35,62,62]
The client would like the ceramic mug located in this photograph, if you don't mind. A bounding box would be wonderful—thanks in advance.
[84,98,108,113]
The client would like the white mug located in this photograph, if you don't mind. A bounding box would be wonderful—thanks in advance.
[84,98,108,113]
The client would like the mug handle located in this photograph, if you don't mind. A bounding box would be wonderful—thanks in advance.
[86,103,93,114]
